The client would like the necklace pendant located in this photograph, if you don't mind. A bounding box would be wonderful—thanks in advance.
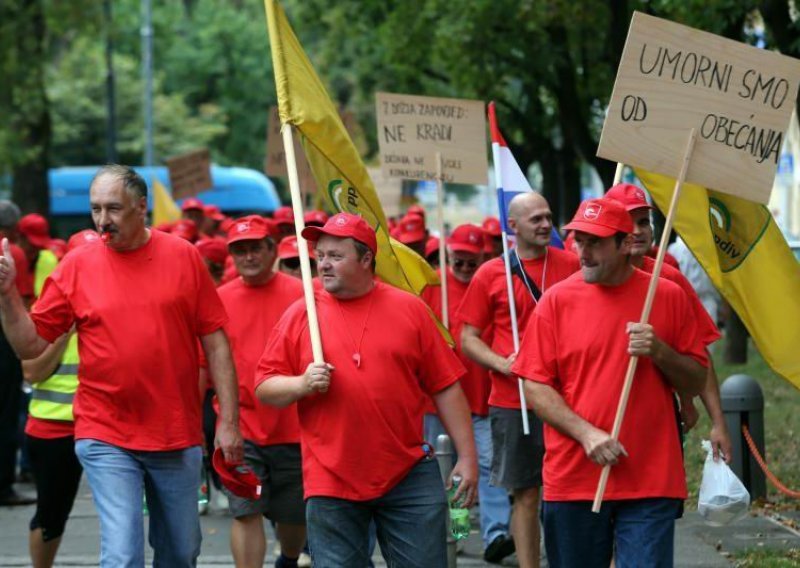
[353,353,361,368]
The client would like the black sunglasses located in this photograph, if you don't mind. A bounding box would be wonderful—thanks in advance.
[452,259,479,269]
[281,257,316,270]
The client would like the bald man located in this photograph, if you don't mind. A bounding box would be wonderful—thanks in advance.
[459,193,579,568]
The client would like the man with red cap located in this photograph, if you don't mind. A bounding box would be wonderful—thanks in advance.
[459,192,578,568]
[17,213,59,298]
[255,212,478,567]
[422,224,514,564]
[218,215,307,568]
[512,197,709,568]
[481,216,504,259]
[181,197,206,229]
[203,205,226,236]
[196,238,228,286]
[396,213,428,257]
[0,165,243,566]
[605,183,732,462]
[272,206,295,241]
[277,236,316,279]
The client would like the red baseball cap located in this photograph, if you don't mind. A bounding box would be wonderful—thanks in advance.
[448,224,486,254]
[48,239,68,260]
[424,236,440,258]
[18,214,51,249]
[204,204,226,222]
[397,214,426,244]
[303,210,329,227]
[212,448,261,501]
[67,229,100,252]
[273,205,294,226]
[196,237,229,264]
[407,204,426,219]
[481,216,502,238]
[153,221,176,233]
[172,219,199,242]
[278,235,315,260]
[604,183,653,212]
[563,198,633,237]
[181,197,205,212]
[227,215,276,245]
[301,212,377,254]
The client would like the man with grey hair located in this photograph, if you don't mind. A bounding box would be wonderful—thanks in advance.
[0,165,243,565]
[0,200,35,507]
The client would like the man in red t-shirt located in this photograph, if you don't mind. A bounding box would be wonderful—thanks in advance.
[605,183,732,462]
[0,165,243,566]
[255,213,477,568]
[218,215,307,568]
[422,223,514,564]
[0,200,35,507]
[512,197,709,567]
[459,192,578,568]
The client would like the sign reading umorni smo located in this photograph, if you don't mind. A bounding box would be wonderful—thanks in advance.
[597,11,800,204]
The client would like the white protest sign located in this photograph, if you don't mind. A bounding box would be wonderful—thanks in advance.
[597,11,800,204]
[376,92,488,185]
[166,149,213,200]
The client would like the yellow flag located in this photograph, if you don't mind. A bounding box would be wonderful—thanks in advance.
[636,169,800,390]
[152,179,181,227]
[263,0,439,295]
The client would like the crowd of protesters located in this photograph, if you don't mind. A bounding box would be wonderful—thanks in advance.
[0,165,731,568]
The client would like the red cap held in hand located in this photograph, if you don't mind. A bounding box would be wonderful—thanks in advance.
[212,448,261,500]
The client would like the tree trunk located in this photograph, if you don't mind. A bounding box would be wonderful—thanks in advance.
[724,310,749,365]
[9,0,50,215]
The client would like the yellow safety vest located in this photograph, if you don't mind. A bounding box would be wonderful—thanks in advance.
[34,248,58,298]
[29,333,78,422]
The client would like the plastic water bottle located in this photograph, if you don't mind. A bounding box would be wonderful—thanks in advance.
[448,475,471,540]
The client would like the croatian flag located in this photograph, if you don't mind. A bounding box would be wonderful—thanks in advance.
[488,102,563,248]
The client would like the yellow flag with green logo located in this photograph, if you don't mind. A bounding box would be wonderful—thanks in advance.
[263,0,438,295]
[636,169,800,390]
[152,179,181,227]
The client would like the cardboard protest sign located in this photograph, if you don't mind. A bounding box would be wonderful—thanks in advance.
[597,11,800,204]
[265,106,317,196]
[376,92,488,185]
[166,149,213,200]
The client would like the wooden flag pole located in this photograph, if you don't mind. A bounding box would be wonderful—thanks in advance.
[435,152,449,329]
[613,162,624,185]
[281,124,325,369]
[591,129,697,513]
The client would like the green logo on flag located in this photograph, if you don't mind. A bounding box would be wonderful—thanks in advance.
[708,193,770,272]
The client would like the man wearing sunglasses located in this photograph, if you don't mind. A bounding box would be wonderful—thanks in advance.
[459,192,579,568]
[219,216,308,568]
[277,236,317,280]
[422,224,515,564]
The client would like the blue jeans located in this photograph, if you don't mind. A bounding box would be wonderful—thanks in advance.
[75,439,202,567]
[306,458,447,567]
[473,415,511,546]
[542,498,682,568]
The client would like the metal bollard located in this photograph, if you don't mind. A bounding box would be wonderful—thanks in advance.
[720,374,766,500]
[436,434,457,568]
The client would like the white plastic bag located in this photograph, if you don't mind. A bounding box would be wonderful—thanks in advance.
[697,440,750,526]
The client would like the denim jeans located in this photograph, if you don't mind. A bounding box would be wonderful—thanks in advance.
[75,439,202,567]
[472,414,512,546]
[542,498,682,568]
[306,458,447,568]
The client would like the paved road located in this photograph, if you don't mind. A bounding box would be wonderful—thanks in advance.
[1,479,797,566]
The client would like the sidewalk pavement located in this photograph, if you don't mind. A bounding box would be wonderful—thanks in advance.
[1,479,798,566]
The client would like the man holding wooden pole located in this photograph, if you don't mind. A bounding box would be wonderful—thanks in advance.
[512,197,708,568]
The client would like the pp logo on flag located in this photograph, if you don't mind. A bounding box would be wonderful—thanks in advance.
[583,204,602,220]
[708,194,770,272]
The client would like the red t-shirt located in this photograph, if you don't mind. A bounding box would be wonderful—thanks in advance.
[218,273,303,446]
[30,230,228,451]
[25,416,74,439]
[10,243,33,298]
[647,246,680,269]
[256,281,465,501]
[421,270,490,416]
[511,269,709,501]
[640,256,720,348]
[458,248,579,409]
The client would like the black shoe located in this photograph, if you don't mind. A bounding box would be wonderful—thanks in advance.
[0,490,36,507]
[484,534,515,564]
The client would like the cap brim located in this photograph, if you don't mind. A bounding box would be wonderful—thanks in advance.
[624,203,654,212]
[562,221,618,238]
[448,242,483,255]
[398,231,426,244]
[227,230,270,245]
[26,234,51,249]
